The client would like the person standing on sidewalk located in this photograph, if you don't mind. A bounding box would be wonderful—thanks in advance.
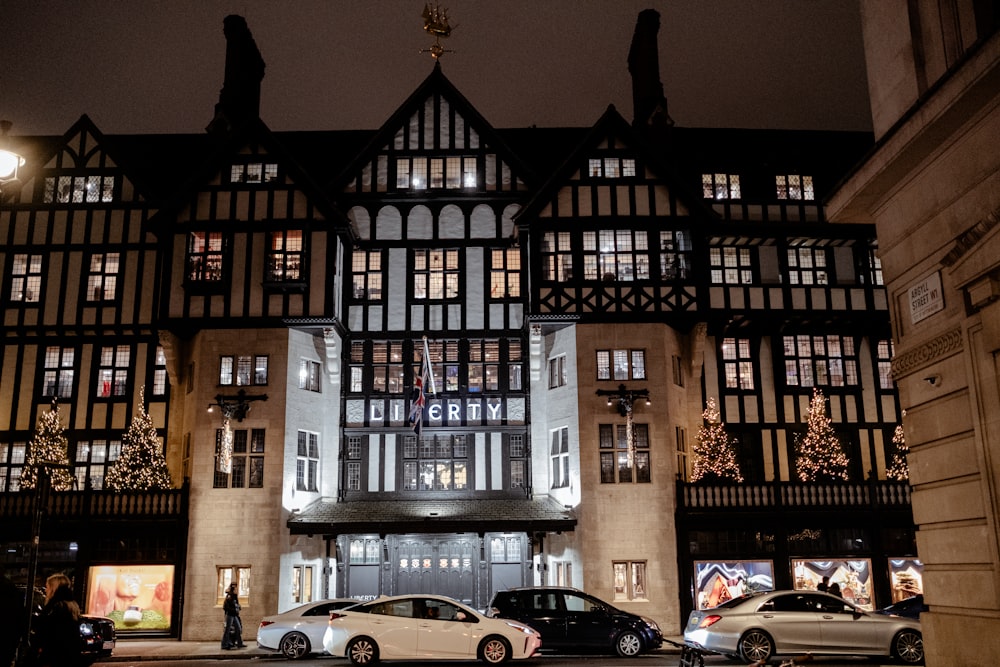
[35,573,83,667]
[221,582,246,649]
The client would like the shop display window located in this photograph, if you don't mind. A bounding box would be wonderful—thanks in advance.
[86,564,175,631]
[694,560,774,609]
[792,558,873,610]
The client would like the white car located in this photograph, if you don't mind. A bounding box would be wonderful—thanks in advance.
[257,598,360,659]
[322,594,542,665]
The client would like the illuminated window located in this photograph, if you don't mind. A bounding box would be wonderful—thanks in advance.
[877,340,895,390]
[230,162,278,184]
[541,232,573,281]
[702,173,741,199]
[0,442,28,492]
[710,246,753,284]
[550,427,569,488]
[186,232,223,282]
[10,254,42,303]
[776,174,815,200]
[600,423,650,483]
[291,566,314,604]
[43,175,116,203]
[216,566,250,606]
[660,230,691,280]
[96,345,130,398]
[86,253,120,302]
[352,250,383,300]
[371,342,404,394]
[298,359,321,392]
[296,430,319,492]
[587,157,636,178]
[722,338,755,390]
[74,439,122,491]
[490,249,521,298]
[396,156,478,190]
[468,339,500,392]
[509,434,526,488]
[783,335,859,387]
[152,345,168,396]
[219,355,268,386]
[413,249,459,300]
[401,434,468,491]
[508,340,522,391]
[583,230,650,281]
[548,356,567,389]
[596,349,646,381]
[214,428,265,489]
[43,346,75,398]
[787,247,829,285]
[266,230,303,282]
[869,248,883,286]
[613,561,648,601]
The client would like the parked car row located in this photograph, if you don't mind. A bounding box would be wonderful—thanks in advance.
[255,587,926,665]
[256,586,662,664]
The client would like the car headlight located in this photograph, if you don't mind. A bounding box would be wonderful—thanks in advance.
[641,616,660,632]
[504,621,538,635]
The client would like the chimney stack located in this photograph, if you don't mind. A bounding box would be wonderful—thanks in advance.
[208,15,266,135]
[628,9,673,131]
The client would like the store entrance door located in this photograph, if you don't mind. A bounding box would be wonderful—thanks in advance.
[395,535,476,603]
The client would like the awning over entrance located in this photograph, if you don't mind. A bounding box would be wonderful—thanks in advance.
[287,496,576,536]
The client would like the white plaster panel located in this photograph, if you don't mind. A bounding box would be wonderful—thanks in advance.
[408,205,433,240]
[475,432,486,490]
[491,433,502,490]
[384,434,396,492]
[410,305,424,330]
[428,305,443,330]
[439,204,464,239]
[501,205,519,238]
[368,434,380,491]
[489,304,504,329]
[367,305,383,332]
[509,303,523,329]
[448,304,461,330]
[471,205,495,238]
[466,248,484,329]
[388,248,407,331]
[376,206,402,240]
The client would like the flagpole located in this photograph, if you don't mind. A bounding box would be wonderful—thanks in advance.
[423,335,436,394]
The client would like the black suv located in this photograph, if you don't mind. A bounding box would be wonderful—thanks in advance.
[488,587,663,657]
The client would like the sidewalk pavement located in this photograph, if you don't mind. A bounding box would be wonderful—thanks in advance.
[102,637,687,661]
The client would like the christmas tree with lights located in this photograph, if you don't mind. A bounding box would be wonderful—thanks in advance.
[794,388,850,481]
[691,397,744,482]
[20,400,75,491]
[105,389,172,491]
[886,424,909,481]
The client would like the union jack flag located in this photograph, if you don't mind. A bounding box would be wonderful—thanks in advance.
[408,342,431,435]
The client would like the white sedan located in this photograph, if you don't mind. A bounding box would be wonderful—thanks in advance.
[323,594,542,665]
[257,598,360,659]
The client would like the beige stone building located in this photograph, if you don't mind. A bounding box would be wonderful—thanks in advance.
[828,2,1000,664]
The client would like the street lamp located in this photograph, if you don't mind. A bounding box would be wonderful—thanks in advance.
[595,384,651,467]
[0,120,25,190]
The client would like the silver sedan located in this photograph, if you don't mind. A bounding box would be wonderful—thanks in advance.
[257,598,360,659]
[683,590,923,664]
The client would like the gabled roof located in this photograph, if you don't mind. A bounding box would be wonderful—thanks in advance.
[330,63,537,192]
[514,105,713,223]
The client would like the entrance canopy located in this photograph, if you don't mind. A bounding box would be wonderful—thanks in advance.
[287,496,576,536]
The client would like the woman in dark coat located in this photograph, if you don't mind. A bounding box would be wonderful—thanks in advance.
[221,582,245,649]
[35,573,82,667]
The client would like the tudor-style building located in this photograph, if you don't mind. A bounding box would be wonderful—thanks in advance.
[1,11,915,640]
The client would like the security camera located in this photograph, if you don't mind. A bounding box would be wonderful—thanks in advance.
[923,375,940,386]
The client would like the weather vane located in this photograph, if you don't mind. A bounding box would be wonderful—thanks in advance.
[421,3,455,60]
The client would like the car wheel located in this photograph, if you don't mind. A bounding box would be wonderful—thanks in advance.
[279,631,311,659]
[478,635,511,664]
[738,629,774,663]
[615,630,643,657]
[347,636,379,666]
[892,629,923,664]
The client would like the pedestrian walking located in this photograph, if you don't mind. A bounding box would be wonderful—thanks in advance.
[34,573,82,667]
[221,582,246,649]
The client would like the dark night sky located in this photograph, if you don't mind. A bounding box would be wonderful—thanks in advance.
[1,1,872,137]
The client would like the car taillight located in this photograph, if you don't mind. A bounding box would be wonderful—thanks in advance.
[258,620,274,628]
[698,615,722,629]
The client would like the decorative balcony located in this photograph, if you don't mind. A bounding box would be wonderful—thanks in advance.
[0,483,188,523]
[677,479,911,513]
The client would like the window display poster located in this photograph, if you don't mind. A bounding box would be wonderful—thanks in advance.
[792,558,873,610]
[86,564,174,631]
[694,560,774,609]
[888,558,924,603]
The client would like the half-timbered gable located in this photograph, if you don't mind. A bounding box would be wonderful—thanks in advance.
[0,114,169,493]
[518,106,704,321]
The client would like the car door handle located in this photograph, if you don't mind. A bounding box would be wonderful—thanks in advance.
[822,615,834,619]
[762,614,774,618]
